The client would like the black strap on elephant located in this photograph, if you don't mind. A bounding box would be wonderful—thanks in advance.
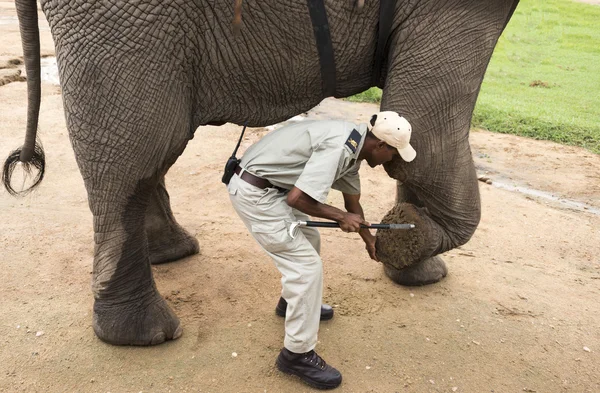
[306,0,397,96]
[231,0,395,97]
[372,0,397,87]
[306,0,336,97]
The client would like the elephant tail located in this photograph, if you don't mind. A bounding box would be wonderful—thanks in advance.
[2,0,46,196]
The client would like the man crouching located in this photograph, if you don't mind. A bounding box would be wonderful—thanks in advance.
[227,111,416,389]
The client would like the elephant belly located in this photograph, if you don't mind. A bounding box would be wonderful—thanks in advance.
[40,0,376,127]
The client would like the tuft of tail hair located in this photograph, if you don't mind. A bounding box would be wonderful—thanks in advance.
[2,140,46,196]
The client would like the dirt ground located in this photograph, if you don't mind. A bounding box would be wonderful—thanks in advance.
[1,2,599,393]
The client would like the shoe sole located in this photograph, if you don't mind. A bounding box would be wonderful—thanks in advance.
[276,358,341,390]
[275,308,334,321]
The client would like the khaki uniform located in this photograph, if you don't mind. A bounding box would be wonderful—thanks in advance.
[228,120,366,353]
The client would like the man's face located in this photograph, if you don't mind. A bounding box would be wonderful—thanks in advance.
[366,143,399,168]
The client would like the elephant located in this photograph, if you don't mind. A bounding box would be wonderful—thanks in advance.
[3,0,520,346]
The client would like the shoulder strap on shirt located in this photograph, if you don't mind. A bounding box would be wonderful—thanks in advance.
[344,129,362,153]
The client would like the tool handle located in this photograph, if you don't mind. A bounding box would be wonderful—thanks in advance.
[304,221,375,228]
[303,221,341,228]
[303,221,412,230]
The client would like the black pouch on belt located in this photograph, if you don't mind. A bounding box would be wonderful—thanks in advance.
[221,123,247,185]
[222,156,240,185]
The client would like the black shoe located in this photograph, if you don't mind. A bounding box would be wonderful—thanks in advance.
[276,348,342,390]
[275,297,334,321]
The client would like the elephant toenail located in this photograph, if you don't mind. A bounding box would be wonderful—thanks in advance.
[150,332,166,345]
[173,325,183,340]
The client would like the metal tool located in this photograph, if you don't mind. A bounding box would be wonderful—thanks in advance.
[287,220,415,239]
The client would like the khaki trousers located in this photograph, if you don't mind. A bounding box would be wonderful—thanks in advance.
[228,172,322,353]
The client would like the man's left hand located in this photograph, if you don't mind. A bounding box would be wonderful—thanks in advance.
[342,192,379,262]
[363,232,379,262]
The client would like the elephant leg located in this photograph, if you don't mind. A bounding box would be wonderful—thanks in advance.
[84,126,190,345]
[375,0,518,282]
[146,177,199,265]
[61,53,194,344]
[90,177,183,346]
[87,139,190,345]
[384,256,447,287]
[381,187,448,286]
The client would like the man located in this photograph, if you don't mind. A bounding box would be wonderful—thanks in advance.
[227,111,416,389]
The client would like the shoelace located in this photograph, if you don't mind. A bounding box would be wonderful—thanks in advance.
[304,350,327,370]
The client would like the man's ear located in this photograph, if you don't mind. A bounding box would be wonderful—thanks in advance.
[370,114,377,127]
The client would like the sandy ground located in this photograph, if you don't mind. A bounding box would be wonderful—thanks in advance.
[1,2,600,392]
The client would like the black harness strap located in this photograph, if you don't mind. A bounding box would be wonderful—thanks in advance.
[371,0,396,87]
[307,0,336,97]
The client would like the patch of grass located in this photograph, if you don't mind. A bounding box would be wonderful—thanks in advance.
[474,0,600,154]
[345,87,382,103]
[472,106,599,153]
[347,0,600,154]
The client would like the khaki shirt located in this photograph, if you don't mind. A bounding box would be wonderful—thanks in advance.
[240,120,367,203]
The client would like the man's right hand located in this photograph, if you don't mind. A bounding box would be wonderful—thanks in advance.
[338,212,368,233]
[286,187,368,233]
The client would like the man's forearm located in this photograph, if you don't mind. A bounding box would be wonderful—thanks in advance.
[287,187,346,222]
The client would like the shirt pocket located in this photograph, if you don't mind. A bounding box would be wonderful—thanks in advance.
[251,221,290,253]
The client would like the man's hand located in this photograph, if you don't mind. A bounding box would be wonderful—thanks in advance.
[342,193,379,261]
[338,212,367,233]
[362,232,379,261]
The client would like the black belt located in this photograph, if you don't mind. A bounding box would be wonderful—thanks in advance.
[235,166,288,193]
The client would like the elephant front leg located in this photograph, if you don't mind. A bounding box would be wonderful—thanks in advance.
[377,185,452,285]
[146,177,199,265]
[384,256,448,286]
[372,0,516,285]
[376,186,451,285]
[92,188,183,346]
[376,151,481,286]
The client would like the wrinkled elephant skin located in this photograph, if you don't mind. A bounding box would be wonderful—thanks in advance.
[3,0,519,345]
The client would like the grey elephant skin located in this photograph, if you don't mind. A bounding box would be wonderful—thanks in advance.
[3,0,519,346]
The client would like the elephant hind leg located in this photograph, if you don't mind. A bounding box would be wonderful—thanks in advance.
[146,177,199,265]
[90,176,183,346]
[66,80,195,345]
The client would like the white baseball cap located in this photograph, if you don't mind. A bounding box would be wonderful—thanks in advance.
[369,111,416,162]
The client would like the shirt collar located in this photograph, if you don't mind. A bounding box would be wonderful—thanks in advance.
[353,123,368,158]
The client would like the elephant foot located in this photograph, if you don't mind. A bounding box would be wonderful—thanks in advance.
[376,203,434,269]
[93,291,183,346]
[148,227,199,265]
[383,255,448,286]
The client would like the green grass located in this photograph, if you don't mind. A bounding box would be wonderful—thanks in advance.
[345,87,382,103]
[348,0,600,154]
